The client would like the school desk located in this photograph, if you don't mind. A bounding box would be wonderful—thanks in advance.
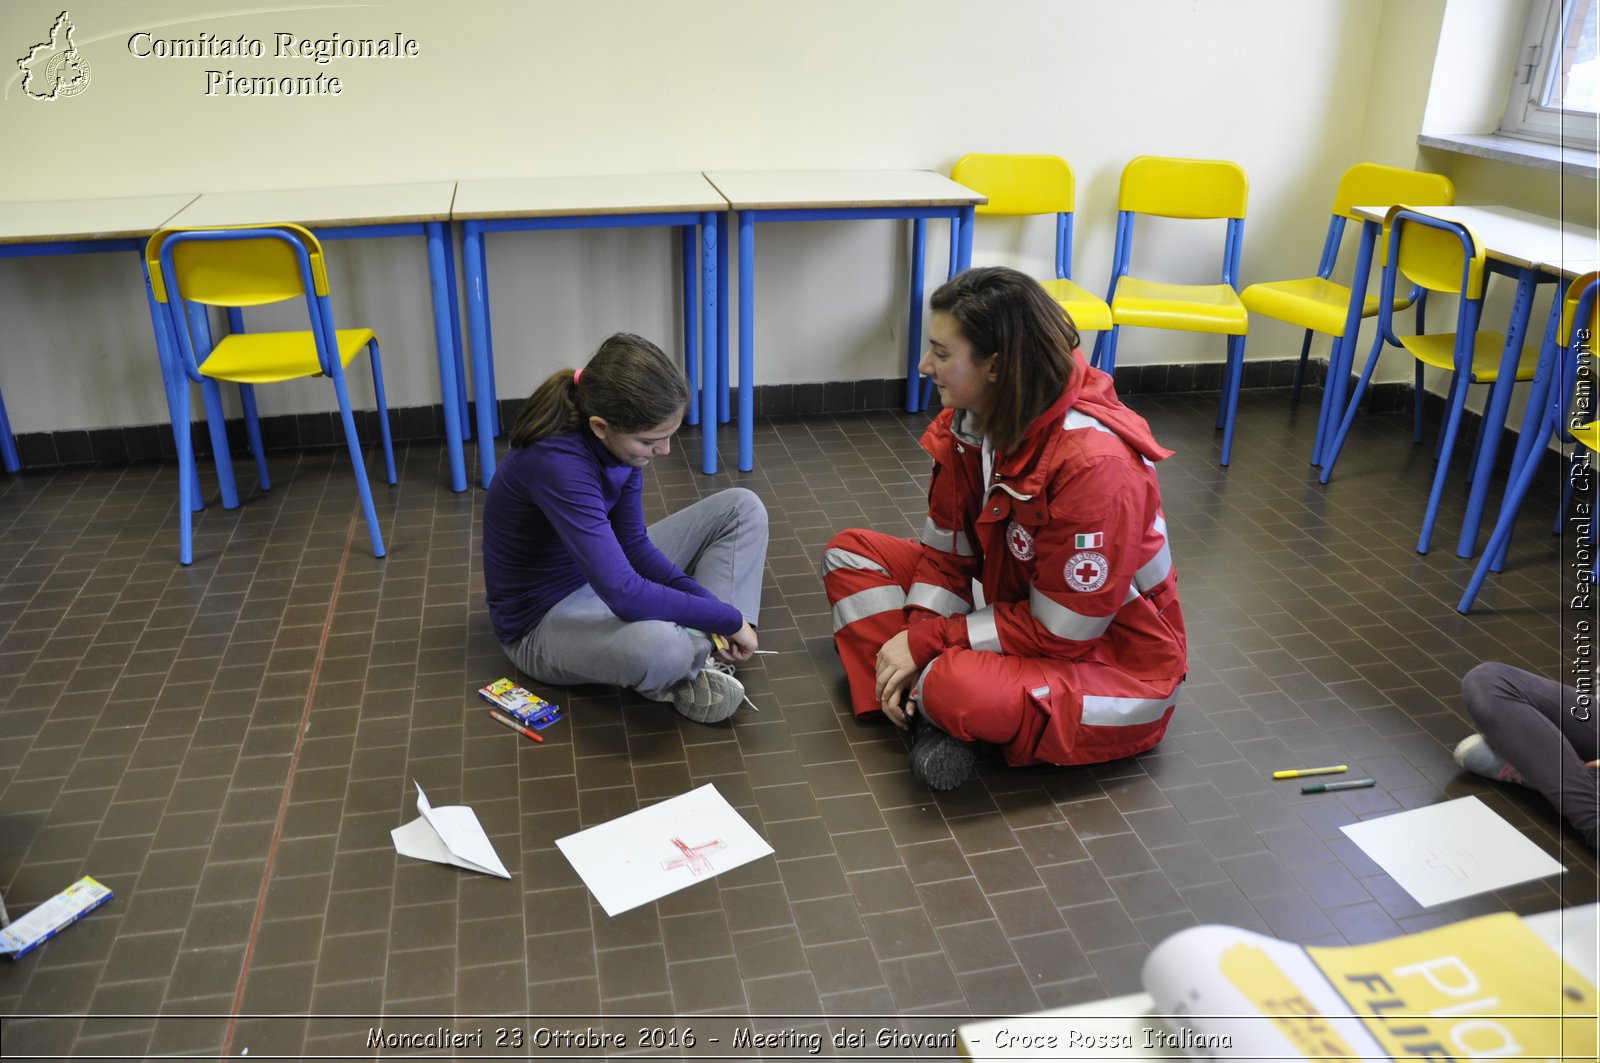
[702,170,985,473]
[0,192,200,474]
[1327,203,1598,557]
[163,182,468,494]
[450,173,726,486]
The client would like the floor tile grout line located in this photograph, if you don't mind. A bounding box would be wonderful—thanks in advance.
[220,504,360,1054]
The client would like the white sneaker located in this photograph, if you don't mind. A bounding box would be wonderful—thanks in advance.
[669,665,745,724]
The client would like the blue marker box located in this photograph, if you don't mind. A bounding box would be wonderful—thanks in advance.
[479,679,561,729]
[0,876,114,960]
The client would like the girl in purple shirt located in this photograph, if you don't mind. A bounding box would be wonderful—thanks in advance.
[482,334,767,723]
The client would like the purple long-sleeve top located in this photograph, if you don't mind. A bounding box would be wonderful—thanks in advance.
[481,430,742,644]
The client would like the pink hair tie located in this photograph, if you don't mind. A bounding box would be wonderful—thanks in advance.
[573,368,584,386]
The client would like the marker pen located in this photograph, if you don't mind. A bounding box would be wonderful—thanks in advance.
[1301,778,1375,793]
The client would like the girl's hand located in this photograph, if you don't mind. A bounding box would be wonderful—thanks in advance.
[718,620,759,662]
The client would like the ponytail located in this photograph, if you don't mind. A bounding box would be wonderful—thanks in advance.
[508,333,688,448]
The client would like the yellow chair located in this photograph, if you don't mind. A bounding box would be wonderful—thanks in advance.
[1239,162,1454,465]
[1460,272,1599,611]
[146,224,395,565]
[950,153,1111,332]
[1319,207,1538,554]
[1093,157,1250,464]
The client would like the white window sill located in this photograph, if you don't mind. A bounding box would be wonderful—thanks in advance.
[1418,131,1599,180]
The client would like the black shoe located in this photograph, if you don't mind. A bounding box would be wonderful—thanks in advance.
[909,722,977,791]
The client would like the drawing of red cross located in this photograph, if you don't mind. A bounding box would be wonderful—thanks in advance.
[1075,560,1101,583]
[661,836,726,876]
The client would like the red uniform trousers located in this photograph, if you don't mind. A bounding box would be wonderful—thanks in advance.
[824,527,1177,768]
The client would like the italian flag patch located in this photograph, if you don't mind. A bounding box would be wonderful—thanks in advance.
[1074,532,1103,548]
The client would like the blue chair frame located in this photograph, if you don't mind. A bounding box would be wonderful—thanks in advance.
[152,226,395,565]
[1319,210,1514,555]
[1091,204,1247,465]
[1459,273,1599,612]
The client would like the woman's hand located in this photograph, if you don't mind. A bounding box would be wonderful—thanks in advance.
[874,630,918,728]
[717,620,759,663]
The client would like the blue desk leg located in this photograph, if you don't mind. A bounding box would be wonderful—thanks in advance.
[738,212,755,472]
[905,218,927,413]
[463,222,497,486]
[0,388,17,473]
[682,224,700,427]
[718,212,731,426]
[957,206,974,271]
[441,223,470,446]
[1314,219,1378,468]
[427,222,467,492]
[700,211,719,475]
[1457,266,1539,558]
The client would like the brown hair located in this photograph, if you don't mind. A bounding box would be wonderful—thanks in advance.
[508,333,689,448]
[928,266,1079,452]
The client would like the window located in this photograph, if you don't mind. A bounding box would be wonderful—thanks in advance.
[1501,0,1600,150]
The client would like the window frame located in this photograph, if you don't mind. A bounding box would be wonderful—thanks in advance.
[1500,0,1600,150]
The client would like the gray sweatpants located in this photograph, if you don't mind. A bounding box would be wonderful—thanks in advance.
[1461,661,1599,850]
[504,487,767,701]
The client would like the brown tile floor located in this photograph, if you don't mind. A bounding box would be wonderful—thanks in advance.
[0,385,1594,1059]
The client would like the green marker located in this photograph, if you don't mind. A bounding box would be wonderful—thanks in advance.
[1302,778,1376,793]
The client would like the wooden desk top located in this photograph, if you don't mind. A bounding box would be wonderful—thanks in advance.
[451,173,724,220]
[0,193,198,245]
[1353,203,1600,271]
[704,169,986,211]
[165,181,456,229]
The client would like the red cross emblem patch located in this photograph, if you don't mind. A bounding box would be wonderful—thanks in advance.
[1064,550,1108,592]
[1006,521,1035,560]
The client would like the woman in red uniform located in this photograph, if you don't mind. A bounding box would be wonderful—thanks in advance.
[823,267,1186,789]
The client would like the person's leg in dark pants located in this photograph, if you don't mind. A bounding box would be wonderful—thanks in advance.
[1458,662,1599,850]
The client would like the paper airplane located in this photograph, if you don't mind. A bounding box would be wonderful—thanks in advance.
[391,782,511,878]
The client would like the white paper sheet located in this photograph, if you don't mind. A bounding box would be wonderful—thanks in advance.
[1340,795,1564,906]
[391,782,511,878]
[556,783,773,916]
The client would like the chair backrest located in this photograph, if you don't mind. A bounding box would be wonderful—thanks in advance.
[145,224,331,308]
[952,153,1074,217]
[1118,156,1248,220]
[1560,271,1600,347]
[1332,163,1454,219]
[1386,206,1486,299]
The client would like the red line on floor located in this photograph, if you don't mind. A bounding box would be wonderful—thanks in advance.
[221,506,360,1055]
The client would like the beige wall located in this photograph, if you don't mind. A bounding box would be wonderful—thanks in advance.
[0,0,1559,438]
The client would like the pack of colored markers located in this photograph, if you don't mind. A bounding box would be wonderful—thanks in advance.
[0,876,114,959]
[479,679,563,730]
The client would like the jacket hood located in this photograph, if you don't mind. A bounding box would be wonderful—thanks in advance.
[1061,351,1173,464]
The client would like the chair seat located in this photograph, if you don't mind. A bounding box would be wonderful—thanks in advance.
[199,328,377,384]
[1573,420,1599,453]
[1111,277,1248,335]
[1240,277,1409,336]
[1398,332,1537,382]
[1040,277,1112,331]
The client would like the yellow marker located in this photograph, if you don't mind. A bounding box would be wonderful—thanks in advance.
[1271,764,1348,780]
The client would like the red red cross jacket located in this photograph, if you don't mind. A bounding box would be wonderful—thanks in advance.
[904,352,1187,755]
